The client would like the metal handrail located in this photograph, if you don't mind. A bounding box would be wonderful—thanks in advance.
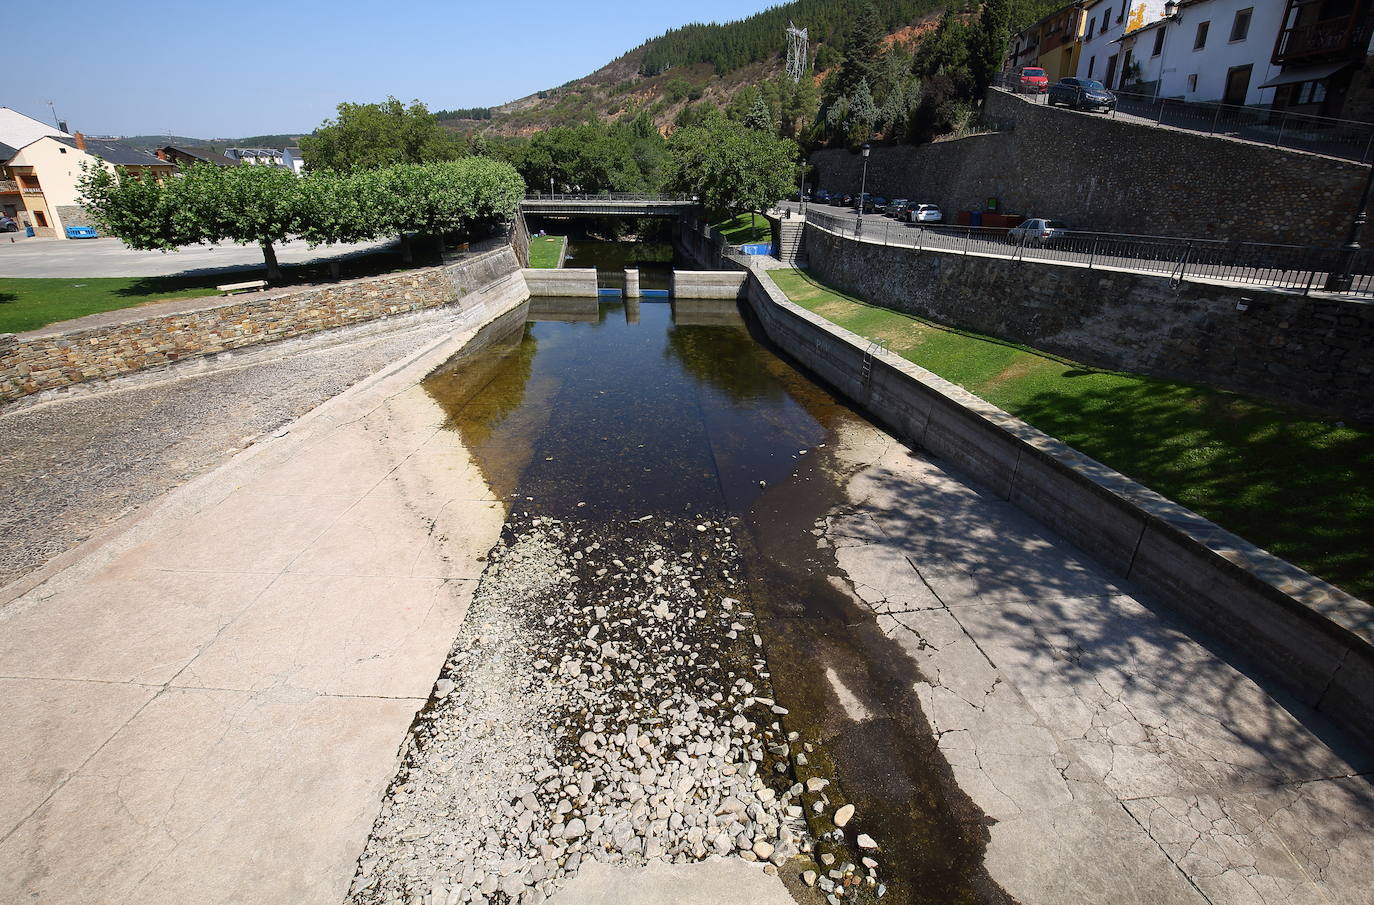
[523,193,695,203]
[802,206,1374,297]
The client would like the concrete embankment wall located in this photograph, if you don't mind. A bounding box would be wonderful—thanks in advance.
[672,271,748,299]
[803,224,1374,421]
[740,263,1374,744]
[810,89,1373,247]
[522,268,598,298]
[0,245,528,408]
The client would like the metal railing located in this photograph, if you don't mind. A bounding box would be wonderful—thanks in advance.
[992,82,1374,163]
[804,206,1374,296]
[523,193,695,203]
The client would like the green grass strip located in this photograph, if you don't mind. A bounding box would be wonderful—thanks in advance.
[771,268,1374,602]
[0,277,223,334]
[714,213,772,247]
[527,236,566,269]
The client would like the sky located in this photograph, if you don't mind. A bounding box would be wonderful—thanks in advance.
[10,0,777,139]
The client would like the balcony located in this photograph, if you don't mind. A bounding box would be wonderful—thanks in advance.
[0,179,17,194]
[1275,12,1370,63]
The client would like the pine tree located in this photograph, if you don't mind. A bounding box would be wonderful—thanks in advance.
[744,95,775,132]
[837,1,885,95]
[973,0,1012,95]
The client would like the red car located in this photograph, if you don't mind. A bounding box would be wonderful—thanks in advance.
[1018,67,1048,93]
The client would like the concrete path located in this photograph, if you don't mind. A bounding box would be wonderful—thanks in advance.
[0,235,394,278]
[0,307,512,904]
[546,860,796,905]
[825,430,1374,904]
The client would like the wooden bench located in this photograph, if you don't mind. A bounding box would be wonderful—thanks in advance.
[217,279,268,296]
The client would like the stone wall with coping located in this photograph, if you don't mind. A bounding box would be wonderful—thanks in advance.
[809,89,1372,247]
[671,271,748,299]
[803,223,1374,421]
[522,268,598,298]
[739,262,1374,745]
[0,245,525,407]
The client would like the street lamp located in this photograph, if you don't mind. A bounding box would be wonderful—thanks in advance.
[549,177,555,198]
[1326,161,1374,292]
[856,142,871,238]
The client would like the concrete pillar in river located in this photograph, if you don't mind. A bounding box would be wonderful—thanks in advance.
[624,268,641,299]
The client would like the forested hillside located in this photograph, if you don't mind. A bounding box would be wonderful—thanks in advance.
[460,0,1065,137]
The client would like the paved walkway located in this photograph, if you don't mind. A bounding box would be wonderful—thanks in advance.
[0,306,512,904]
[825,430,1374,904]
[0,236,395,278]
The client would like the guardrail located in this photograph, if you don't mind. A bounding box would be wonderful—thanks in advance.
[804,206,1374,297]
[523,193,695,203]
[992,81,1374,163]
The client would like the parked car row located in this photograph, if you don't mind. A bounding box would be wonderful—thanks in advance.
[1013,67,1117,114]
[805,191,946,224]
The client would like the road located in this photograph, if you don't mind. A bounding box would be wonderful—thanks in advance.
[0,235,398,278]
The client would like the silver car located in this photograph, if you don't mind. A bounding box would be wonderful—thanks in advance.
[1007,218,1070,245]
[905,203,943,224]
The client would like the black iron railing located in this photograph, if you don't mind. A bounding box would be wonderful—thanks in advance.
[804,206,1374,297]
[991,82,1374,163]
[523,193,695,203]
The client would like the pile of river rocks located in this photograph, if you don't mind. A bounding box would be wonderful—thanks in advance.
[349,511,888,905]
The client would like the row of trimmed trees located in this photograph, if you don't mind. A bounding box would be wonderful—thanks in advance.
[78,158,525,281]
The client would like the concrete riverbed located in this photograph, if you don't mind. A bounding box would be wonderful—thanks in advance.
[1,282,1371,904]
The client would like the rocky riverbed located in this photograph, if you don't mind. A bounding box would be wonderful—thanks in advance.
[348,509,888,905]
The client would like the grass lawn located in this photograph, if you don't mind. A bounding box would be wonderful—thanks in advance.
[0,277,223,334]
[0,247,429,334]
[527,235,566,269]
[771,268,1374,602]
[715,213,772,247]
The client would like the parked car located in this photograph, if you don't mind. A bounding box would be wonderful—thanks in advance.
[813,189,832,203]
[0,215,17,233]
[833,193,853,207]
[1018,67,1049,94]
[885,198,910,217]
[860,194,888,213]
[1048,77,1116,112]
[904,203,944,224]
[1007,218,1071,245]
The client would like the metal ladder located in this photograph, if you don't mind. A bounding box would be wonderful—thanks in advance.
[861,338,888,388]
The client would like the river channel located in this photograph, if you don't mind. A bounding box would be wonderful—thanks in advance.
[350,241,1015,904]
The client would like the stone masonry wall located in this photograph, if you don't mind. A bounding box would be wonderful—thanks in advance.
[804,225,1374,421]
[0,245,523,406]
[810,89,1372,248]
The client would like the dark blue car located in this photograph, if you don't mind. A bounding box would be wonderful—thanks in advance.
[1048,77,1116,113]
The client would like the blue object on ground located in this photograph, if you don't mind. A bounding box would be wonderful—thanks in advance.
[741,243,774,256]
[65,226,98,239]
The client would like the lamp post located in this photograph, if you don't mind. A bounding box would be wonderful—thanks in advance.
[1326,161,1374,292]
[549,177,555,198]
[856,142,871,238]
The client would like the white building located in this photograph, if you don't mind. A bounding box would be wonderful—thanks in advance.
[1119,0,1290,105]
[6,134,172,238]
[225,147,285,167]
[282,147,306,174]
[1076,0,1170,87]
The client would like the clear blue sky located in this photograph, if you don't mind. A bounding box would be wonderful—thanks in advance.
[10,0,775,139]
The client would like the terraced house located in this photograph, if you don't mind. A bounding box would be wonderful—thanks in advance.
[5,133,173,238]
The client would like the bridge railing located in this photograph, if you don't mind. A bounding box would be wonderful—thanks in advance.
[523,193,697,203]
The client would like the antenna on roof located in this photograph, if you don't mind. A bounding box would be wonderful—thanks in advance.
[786,21,810,84]
[47,100,64,131]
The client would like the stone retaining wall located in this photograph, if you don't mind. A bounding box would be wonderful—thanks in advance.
[803,224,1374,421]
[810,89,1373,247]
[522,268,599,298]
[0,246,525,407]
[671,271,748,299]
[739,264,1374,745]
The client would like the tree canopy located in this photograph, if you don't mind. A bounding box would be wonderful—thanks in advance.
[667,113,799,220]
[299,97,462,172]
[79,158,523,281]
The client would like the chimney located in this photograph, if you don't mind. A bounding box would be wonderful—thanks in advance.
[74,131,86,151]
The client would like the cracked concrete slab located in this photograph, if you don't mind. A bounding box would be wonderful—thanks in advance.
[544,858,797,905]
[828,445,1374,905]
[0,297,525,904]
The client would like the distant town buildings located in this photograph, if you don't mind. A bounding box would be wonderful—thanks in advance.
[155,145,236,168]
[1008,0,1374,120]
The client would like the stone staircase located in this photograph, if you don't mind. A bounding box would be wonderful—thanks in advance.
[775,219,806,266]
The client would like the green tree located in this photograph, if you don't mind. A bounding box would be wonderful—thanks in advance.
[973,0,1012,95]
[837,1,885,95]
[300,97,461,172]
[743,94,775,132]
[667,113,798,221]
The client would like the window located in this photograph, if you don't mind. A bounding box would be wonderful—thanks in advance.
[1152,28,1166,56]
[1188,73,1198,91]
[1230,7,1252,42]
[1088,16,1096,38]
[34,211,47,227]
[1088,56,1096,77]
[1299,80,1328,104]
[59,147,67,154]
[1194,20,1209,49]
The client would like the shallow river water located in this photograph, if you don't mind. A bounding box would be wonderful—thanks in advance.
[349,296,1015,904]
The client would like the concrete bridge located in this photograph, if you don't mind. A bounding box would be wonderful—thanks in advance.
[520,193,700,218]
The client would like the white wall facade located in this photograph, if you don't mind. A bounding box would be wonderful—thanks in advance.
[8,138,96,233]
[1077,0,1171,86]
[1154,0,1287,104]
